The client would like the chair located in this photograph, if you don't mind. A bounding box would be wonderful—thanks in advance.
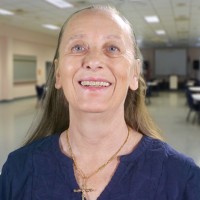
[35,84,46,107]
[145,85,151,105]
[194,79,200,86]
[185,89,200,123]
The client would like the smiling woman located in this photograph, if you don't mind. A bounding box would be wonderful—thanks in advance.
[0,5,200,200]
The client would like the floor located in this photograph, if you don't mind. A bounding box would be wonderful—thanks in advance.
[0,91,200,171]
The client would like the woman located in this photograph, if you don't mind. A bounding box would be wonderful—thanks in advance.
[0,5,200,200]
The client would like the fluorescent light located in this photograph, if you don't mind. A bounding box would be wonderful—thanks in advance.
[0,8,14,15]
[43,24,60,30]
[156,30,166,35]
[45,0,73,8]
[144,16,159,23]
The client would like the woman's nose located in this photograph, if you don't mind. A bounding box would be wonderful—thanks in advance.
[82,50,104,71]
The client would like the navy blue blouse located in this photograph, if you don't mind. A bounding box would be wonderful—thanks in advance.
[0,134,200,200]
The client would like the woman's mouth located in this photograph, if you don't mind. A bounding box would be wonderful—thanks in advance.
[79,81,111,87]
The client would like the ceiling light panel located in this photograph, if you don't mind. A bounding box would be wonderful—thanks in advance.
[156,30,166,35]
[0,8,14,15]
[44,0,73,8]
[43,24,60,30]
[144,15,159,23]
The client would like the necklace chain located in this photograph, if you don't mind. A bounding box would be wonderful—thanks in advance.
[66,127,130,200]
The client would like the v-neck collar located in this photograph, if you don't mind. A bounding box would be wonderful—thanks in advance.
[52,134,153,199]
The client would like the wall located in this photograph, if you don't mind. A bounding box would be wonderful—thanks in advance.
[0,36,13,100]
[12,39,55,98]
[0,23,57,101]
[188,48,200,79]
[141,47,200,80]
[0,37,3,99]
[140,48,154,80]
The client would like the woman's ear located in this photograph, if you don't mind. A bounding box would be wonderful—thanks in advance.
[129,59,141,91]
[54,59,62,89]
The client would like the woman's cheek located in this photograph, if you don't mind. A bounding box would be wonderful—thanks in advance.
[59,59,73,74]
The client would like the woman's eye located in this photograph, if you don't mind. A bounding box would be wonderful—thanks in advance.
[107,46,119,52]
[105,45,121,57]
[71,44,86,53]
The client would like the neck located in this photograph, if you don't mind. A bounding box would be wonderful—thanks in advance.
[68,123,128,155]
[64,108,129,157]
[61,105,132,162]
[70,105,126,132]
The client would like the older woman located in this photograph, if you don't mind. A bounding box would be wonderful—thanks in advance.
[0,5,200,200]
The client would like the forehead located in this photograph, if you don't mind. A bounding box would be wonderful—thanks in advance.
[63,9,131,37]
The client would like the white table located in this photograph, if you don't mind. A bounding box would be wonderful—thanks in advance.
[186,80,195,87]
[189,87,200,93]
[192,94,200,124]
[192,94,200,102]
[147,80,160,97]
[147,81,158,87]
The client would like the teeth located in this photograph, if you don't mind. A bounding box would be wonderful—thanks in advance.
[81,81,110,87]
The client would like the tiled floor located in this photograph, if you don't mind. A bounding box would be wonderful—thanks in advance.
[0,91,200,171]
[0,98,36,170]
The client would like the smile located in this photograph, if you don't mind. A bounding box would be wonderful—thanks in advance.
[80,81,111,87]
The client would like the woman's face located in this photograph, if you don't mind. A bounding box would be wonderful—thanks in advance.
[55,10,140,113]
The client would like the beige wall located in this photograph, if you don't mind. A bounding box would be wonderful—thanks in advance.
[0,38,1,99]
[0,23,57,101]
[0,36,13,100]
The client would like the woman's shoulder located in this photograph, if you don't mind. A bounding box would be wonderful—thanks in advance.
[124,135,197,167]
[3,134,60,171]
[125,135,199,175]
[0,135,61,199]
[144,136,200,176]
[148,137,195,163]
[145,136,200,197]
[12,134,59,154]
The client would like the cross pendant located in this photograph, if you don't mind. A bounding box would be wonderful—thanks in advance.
[74,187,94,200]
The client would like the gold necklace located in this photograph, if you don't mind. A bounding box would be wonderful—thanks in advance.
[66,127,130,200]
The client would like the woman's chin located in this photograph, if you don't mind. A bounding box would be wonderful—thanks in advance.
[77,104,109,114]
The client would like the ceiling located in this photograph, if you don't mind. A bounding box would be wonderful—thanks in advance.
[0,0,200,48]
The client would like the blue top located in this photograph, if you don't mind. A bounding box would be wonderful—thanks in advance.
[0,134,200,200]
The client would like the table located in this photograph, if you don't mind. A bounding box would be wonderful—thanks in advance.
[147,81,159,87]
[192,94,200,124]
[188,87,200,93]
[147,80,160,99]
[186,80,195,87]
[192,94,200,102]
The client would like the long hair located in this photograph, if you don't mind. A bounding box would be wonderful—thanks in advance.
[25,5,162,145]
